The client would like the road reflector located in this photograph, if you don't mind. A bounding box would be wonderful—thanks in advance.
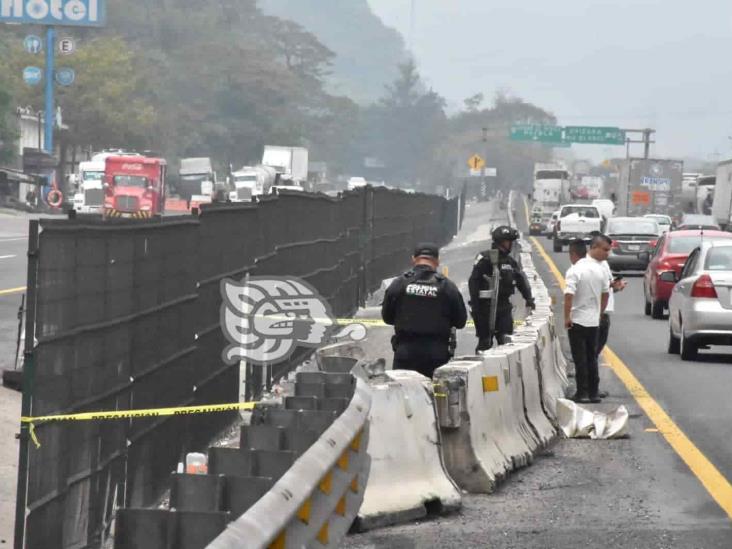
[297,498,312,524]
[319,471,332,495]
[645,428,659,433]
[317,522,329,544]
[482,376,499,392]
[335,496,347,516]
[350,431,362,452]
[269,532,286,549]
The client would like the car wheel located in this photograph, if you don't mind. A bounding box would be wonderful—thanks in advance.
[680,325,698,361]
[668,324,680,354]
[651,300,664,319]
[553,239,563,253]
[643,284,651,316]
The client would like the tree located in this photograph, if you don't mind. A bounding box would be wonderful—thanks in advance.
[0,87,17,164]
[0,35,157,153]
[359,61,447,186]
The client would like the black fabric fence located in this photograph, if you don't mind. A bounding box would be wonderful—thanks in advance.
[17,187,461,549]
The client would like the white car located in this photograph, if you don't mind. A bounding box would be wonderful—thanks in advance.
[668,240,732,360]
[553,204,603,252]
[644,214,672,234]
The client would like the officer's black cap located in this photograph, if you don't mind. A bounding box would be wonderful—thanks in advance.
[413,242,440,259]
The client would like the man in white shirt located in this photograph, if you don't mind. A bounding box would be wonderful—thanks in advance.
[589,234,627,350]
[564,240,610,403]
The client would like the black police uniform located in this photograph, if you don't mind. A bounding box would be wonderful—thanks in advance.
[382,259,467,378]
[469,227,534,351]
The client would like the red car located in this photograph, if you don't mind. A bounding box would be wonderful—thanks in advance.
[643,229,732,318]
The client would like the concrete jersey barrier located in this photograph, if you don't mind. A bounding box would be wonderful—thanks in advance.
[355,369,462,530]
[205,375,372,549]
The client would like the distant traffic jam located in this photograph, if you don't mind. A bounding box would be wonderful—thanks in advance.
[530,158,732,362]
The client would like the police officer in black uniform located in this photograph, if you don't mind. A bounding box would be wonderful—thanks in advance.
[382,243,468,378]
[469,226,535,351]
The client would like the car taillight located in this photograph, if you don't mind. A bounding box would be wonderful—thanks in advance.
[649,239,657,248]
[691,274,717,298]
[611,240,619,249]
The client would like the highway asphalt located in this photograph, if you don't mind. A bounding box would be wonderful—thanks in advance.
[343,199,731,548]
[0,210,32,544]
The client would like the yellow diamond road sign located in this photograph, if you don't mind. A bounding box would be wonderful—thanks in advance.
[467,154,485,171]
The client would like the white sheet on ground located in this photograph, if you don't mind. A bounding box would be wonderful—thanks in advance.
[556,398,629,439]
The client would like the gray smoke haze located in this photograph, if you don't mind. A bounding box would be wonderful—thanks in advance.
[368,0,732,162]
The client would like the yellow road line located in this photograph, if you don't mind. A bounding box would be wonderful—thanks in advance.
[532,230,732,519]
[530,237,566,290]
[0,286,26,296]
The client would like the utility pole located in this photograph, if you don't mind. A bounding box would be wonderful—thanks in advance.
[43,27,55,154]
[482,127,489,200]
[621,128,656,159]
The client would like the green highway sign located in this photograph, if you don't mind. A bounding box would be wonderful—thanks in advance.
[563,126,626,145]
[509,124,563,143]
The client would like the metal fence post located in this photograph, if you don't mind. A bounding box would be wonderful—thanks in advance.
[14,220,39,549]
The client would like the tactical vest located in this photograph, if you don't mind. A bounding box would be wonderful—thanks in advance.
[394,269,451,337]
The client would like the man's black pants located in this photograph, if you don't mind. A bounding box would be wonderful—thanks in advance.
[392,336,450,378]
[568,323,599,397]
[597,313,610,354]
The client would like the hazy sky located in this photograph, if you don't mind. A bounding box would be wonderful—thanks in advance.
[368,0,732,162]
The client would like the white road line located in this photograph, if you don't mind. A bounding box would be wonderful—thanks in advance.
[0,237,26,242]
[0,255,17,260]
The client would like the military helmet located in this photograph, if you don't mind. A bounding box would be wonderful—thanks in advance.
[491,225,519,242]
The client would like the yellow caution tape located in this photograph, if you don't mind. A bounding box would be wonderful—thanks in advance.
[21,401,258,449]
[334,318,524,328]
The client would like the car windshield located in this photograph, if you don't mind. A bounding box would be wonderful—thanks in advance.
[82,171,104,182]
[561,206,599,218]
[234,175,257,183]
[667,236,718,254]
[681,215,717,227]
[705,247,732,271]
[113,175,148,187]
[607,220,658,235]
[536,170,568,180]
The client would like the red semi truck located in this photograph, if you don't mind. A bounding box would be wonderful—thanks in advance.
[104,155,167,218]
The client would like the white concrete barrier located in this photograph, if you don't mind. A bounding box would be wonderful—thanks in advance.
[434,355,517,492]
[206,377,371,549]
[355,369,461,530]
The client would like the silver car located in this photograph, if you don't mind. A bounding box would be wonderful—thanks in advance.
[668,240,732,360]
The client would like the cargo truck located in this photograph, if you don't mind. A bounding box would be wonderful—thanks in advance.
[262,146,309,187]
[104,155,167,218]
[73,150,142,214]
[710,160,732,229]
[228,165,277,202]
[616,158,684,220]
[532,162,570,226]
[177,157,218,201]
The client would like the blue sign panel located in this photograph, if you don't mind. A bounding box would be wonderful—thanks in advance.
[55,67,75,86]
[22,66,42,86]
[0,1,106,27]
[23,34,43,54]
